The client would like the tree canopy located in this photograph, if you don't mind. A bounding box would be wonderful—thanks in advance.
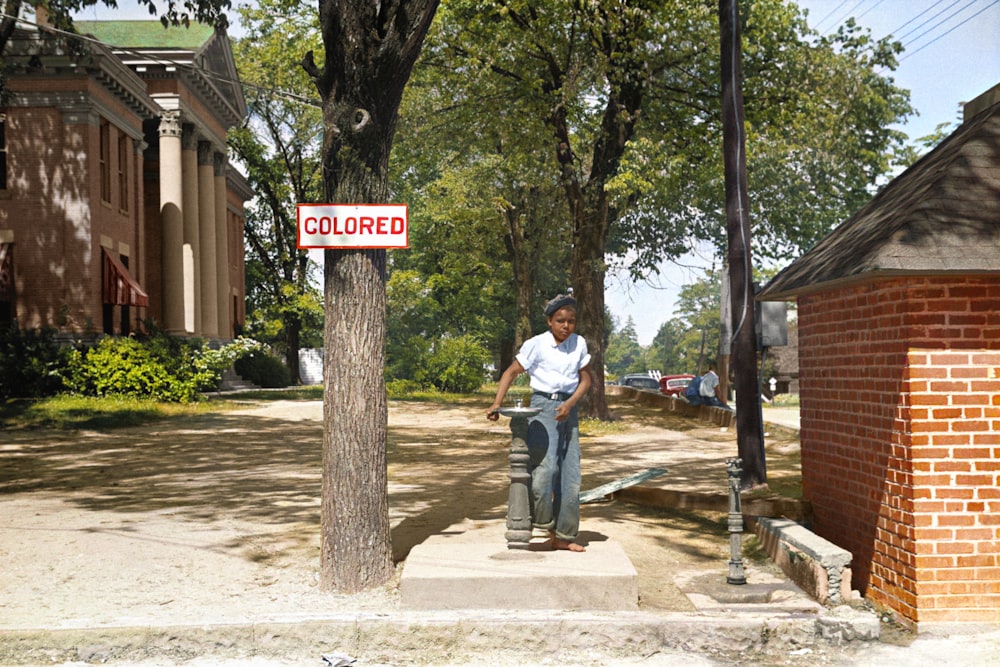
[394,0,913,416]
[230,0,325,381]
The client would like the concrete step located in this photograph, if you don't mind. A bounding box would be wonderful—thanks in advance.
[400,537,639,611]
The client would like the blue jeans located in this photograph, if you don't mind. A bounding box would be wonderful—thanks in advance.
[688,394,726,408]
[526,393,581,541]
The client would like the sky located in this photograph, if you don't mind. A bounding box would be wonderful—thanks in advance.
[70,1,1000,345]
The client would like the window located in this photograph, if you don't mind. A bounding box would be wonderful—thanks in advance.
[118,134,129,211]
[0,113,7,191]
[99,119,111,203]
[0,243,13,328]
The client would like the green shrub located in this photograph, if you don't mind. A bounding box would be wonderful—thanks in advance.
[0,324,70,400]
[386,378,424,398]
[195,336,267,392]
[234,349,291,388]
[422,335,489,394]
[66,336,199,403]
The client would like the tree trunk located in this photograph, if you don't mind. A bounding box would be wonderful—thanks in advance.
[321,248,392,591]
[719,0,766,489]
[308,0,440,592]
[504,204,533,348]
[571,209,609,419]
[284,312,302,385]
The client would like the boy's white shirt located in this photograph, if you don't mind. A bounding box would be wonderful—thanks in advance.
[700,370,719,397]
[516,331,591,395]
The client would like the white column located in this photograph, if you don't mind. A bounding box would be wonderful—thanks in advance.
[181,126,200,334]
[214,152,231,339]
[197,141,218,337]
[158,111,185,333]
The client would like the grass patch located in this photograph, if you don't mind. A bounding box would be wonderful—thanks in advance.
[222,385,324,401]
[0,395,216,430]
[765,394,800,408]
[580,416,628,437]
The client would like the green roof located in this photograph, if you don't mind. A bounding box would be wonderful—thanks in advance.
[75,20,214,50]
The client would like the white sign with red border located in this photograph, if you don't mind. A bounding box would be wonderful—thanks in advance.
[296,204,409,249]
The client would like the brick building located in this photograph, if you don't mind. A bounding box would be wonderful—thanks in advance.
[759,84,1000,629]
[0,17,250,340]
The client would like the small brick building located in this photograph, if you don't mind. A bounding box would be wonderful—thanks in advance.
[759,84,1000,629]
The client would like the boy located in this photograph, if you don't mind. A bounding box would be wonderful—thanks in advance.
[487,294,592,552]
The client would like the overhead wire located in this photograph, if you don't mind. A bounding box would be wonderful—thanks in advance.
[823,0,868,32]
[891,0,965,42]
[853,0,888,23]
[812,0,852,33]
[897,0,999,62]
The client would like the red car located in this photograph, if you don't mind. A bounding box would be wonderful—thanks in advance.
[659,374,695,396]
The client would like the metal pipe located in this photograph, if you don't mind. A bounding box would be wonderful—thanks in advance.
[726,457,747,584]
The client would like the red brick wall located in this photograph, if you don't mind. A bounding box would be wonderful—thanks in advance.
[798,276,1000,626]
[3,79,146,334]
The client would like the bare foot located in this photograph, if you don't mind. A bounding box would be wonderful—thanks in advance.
[551,538,586,552]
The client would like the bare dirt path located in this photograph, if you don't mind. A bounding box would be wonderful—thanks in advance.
[0,393,794,631]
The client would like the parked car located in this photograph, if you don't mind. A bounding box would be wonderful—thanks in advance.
[619,374,661,391]
[659,374,695,396]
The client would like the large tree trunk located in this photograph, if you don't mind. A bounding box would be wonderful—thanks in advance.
[321,248,391,591]
[571,204,610,419]
[552,89,642,420]
[307,0,439,593]
[504,203,533,348]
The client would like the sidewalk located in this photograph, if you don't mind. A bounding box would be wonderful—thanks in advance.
[1,396,996,666]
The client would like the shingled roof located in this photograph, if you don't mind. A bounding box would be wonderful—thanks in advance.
[759,84,1000,301]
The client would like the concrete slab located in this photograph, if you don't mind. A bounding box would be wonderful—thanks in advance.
[400,537,639,611]
[674,569,824,615]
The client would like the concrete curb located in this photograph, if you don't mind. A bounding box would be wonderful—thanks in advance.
[0,607,880,666]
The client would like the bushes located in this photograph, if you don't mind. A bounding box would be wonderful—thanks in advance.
[1,323,290,403]
[421,335,490,394]
[234,348,291,388]
[0,325,70,400]
[66,336,199,402]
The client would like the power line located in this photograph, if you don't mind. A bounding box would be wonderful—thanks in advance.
[824,0,868,33]
[899,0,1000,62]
[854,0,888,23]
[813,0,852,33]
[886,0,950,39]
[895,0,970,42]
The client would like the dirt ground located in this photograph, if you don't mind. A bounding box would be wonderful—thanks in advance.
[0,391,802,633]
[5,393,1000,667]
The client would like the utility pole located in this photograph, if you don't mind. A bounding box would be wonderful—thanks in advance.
[719,0,766,489]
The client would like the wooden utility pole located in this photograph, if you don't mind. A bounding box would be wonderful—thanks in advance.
[719,0,766,489]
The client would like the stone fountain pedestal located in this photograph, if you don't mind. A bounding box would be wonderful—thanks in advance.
[400,401,638,611]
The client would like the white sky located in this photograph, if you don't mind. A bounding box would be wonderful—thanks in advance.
[73,1,1000,345]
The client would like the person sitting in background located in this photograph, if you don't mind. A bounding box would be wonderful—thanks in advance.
[685,361,729,409]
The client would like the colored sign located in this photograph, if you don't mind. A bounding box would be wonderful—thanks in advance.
[296,204,408,249]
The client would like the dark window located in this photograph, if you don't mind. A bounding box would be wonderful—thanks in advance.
[120,255,130,336]
[0,243,12,327]
[118,134,129,211]
[99,120,111,203]
[0,114,7,191]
